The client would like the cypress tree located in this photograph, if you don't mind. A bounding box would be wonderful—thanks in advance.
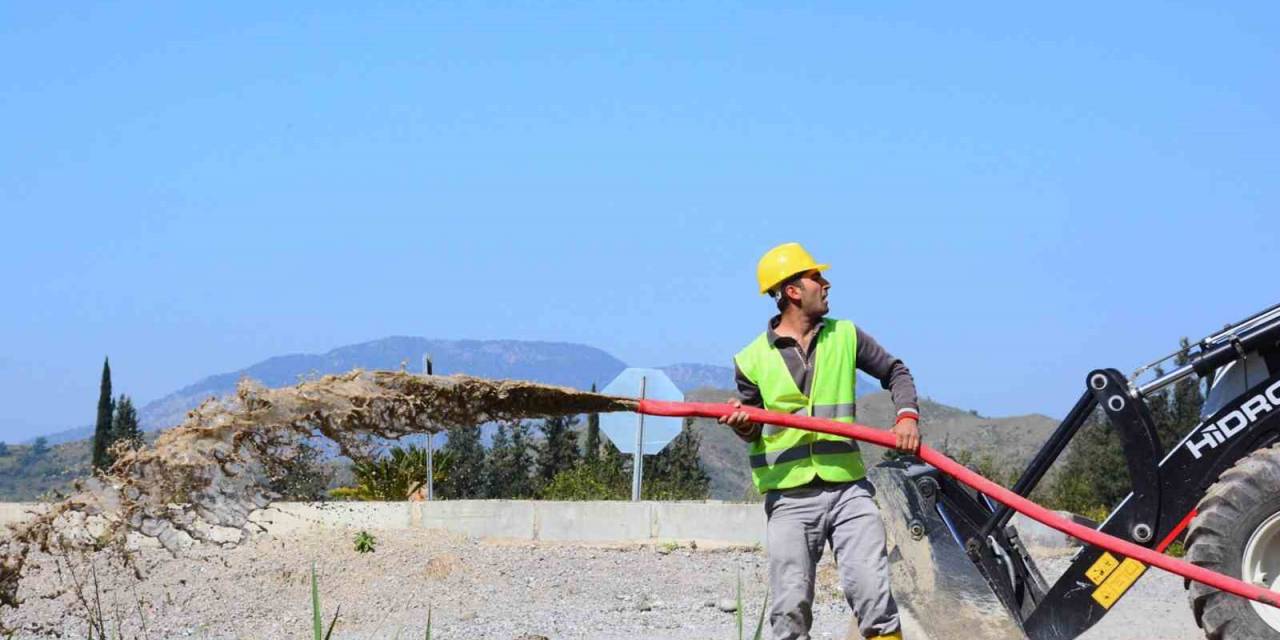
[486,421,534,498]
[438,424,486,498]
[92,357,114,471]
[646,419,710,499]
[112,394,142,452]
[583,383,601,463]
[486,423,511,497]
[509,422,535,497]
[536,415,580,487]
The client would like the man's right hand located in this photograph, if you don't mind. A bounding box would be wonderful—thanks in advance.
[718,399,757,437]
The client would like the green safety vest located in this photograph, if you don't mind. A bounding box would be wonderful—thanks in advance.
[733,318,864,492]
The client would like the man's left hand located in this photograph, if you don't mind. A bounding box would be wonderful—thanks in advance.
[889,418,920,454]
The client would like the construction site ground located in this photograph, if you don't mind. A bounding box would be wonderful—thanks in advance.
[7,525,1202,639]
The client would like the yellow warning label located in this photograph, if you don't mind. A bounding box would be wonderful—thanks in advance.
[1085,552,1119,585]
[1092,558,1147,609]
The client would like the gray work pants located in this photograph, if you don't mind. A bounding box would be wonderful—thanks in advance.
[764,479,899,639]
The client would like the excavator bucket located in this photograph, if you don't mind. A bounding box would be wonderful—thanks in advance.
[869,459,1029,640]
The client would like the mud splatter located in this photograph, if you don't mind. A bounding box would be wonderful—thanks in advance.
[0,370,635,618]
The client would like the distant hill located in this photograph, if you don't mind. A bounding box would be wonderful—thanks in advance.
[138,337,638,431]
[32,338,880,442]
[0,439,90,501]
[655,363,735,392]
[25,425,93,446]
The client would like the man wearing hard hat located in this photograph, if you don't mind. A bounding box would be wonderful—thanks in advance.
[720,242,920,640]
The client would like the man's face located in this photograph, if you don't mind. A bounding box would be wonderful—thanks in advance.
[785,270,830,315]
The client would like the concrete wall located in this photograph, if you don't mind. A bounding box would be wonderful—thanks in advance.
[0,501,767,546]
[0,503,46,528]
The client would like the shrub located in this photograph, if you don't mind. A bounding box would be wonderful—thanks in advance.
[350,446,451,501]
[541,458,628,500]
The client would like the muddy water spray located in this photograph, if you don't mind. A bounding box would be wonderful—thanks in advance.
[0,371,635,613]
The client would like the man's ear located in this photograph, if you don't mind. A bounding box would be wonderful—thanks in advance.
[783,281,802,304]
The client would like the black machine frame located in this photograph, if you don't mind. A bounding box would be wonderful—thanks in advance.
[900,304,1280,639]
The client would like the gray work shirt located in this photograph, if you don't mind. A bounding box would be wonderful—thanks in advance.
[733,315,919,442]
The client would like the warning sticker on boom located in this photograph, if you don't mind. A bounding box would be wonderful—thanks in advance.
[1086,552,1119,585]
[1091,557,1147,609]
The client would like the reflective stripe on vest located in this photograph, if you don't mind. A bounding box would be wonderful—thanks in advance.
[812,403,856,419]
[733,318,864,492]
[749,438,858,468]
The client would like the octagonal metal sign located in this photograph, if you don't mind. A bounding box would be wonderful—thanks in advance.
[599,368,685,455]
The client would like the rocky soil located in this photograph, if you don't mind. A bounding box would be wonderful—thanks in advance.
[5,526,1204,639]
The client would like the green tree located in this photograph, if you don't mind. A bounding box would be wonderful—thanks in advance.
[542,417,631,501]
[949,448,1020,489]
[601,432,624,468]
[1047,343,1210,515]
[1048,408,1128,513]
[583,383,601,464]
[0,441,9,457]
[535,415,580,488]
[1143,366,1182,456]
[111,394,143,453]
[438,424,486,498]
[92,357,114,471]
[644,419,710,500]
[1172,337,1205,438]
[26,437,50,464]
[268,441,333,500]
[485,421,534,498]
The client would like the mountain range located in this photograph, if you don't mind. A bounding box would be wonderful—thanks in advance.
[13,336,1059,501]
[136,337,730,431]
[36,337,746,444]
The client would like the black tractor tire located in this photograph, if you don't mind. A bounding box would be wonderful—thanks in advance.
[1187,443,1280,639]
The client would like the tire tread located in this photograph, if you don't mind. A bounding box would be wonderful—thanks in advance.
[1187,443,1280,639]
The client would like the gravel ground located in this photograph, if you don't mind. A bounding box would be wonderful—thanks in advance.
[5,527,1206,639]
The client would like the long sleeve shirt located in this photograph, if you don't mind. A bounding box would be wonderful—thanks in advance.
[732,316,919,442]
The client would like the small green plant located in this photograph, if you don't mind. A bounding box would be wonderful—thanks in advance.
[735,570,768,640]
[353,530,377,554]
[309,563,433,639]
[311,563,340,640]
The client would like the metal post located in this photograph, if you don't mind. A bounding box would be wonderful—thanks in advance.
[426,433,434,501]
[631,376,647,502]
[423,354,434,501]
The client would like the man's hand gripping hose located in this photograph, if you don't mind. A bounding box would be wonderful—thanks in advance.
[634,398,1280,610]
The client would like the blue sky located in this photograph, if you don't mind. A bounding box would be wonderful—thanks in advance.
[2,3,1278,440]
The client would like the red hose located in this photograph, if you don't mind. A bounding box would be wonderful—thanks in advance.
[637,399,1280,610]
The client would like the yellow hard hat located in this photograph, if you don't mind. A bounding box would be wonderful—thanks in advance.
[756,242,829,294]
